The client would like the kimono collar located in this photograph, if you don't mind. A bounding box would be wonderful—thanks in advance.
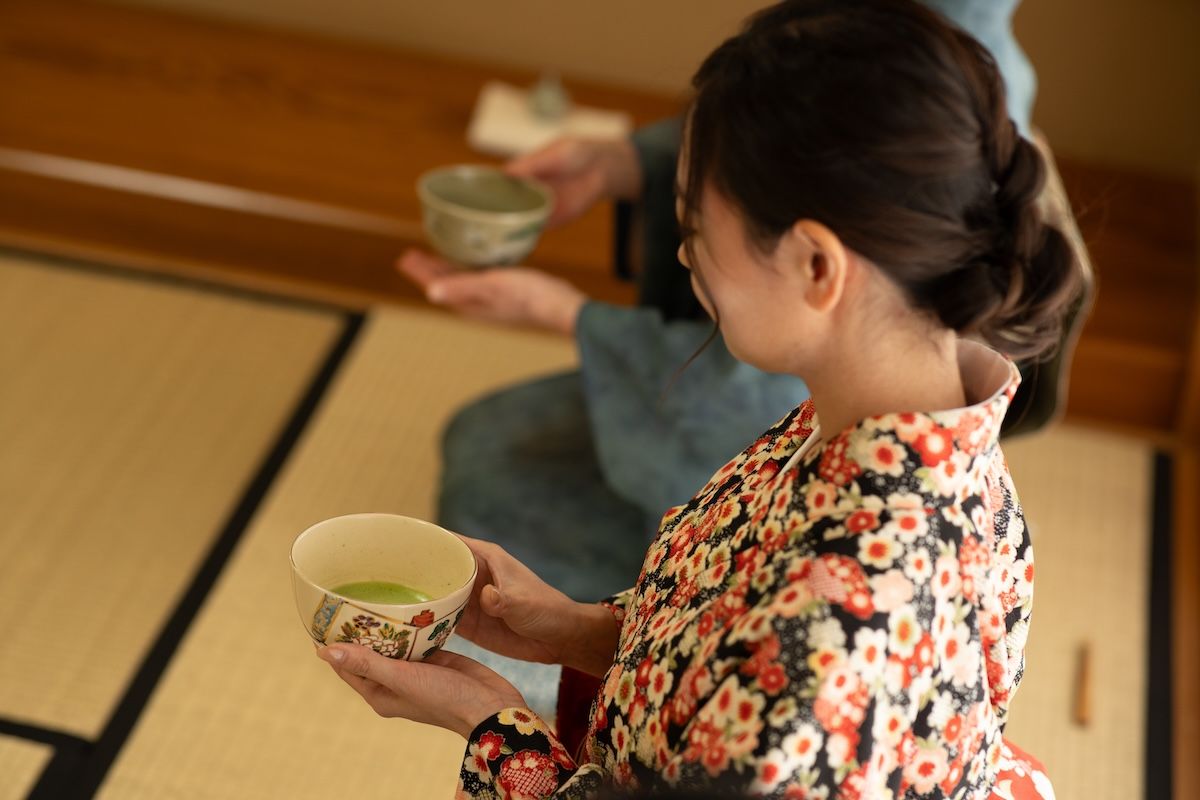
[787,340,1020,467]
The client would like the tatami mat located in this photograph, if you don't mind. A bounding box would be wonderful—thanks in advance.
[97,307,577,800]
[0,254,343,738]
[0,736,52,800]
[1003,426,1152,800]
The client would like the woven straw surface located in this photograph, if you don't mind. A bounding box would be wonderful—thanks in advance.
[1003,425,1151,800]
[0,254,342,737]
[0,736,52,800]
[97,307,576,800]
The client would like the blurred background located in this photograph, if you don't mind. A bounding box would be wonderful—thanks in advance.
[0,1,1195,799]
[115,0,1200,176]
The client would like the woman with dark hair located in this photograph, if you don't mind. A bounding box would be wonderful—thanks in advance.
[399,0,1043,611]
[317,2,1078,797]
[396,0,1060,727]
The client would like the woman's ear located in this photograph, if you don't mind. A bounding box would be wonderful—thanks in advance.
[780,219,848,313]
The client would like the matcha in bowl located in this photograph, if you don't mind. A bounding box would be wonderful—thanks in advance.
[290,513,477,661]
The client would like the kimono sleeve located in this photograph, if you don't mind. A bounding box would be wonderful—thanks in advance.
[457,593,633,798]
[457,707,606,799]
[600,587,635,633]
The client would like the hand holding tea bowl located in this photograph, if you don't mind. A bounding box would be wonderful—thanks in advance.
[412,165,587,334]
[290,513,479,662]
[295,515,621,737]
[398,249,587,335]
[290,513,520,735]
[403,139,642,333]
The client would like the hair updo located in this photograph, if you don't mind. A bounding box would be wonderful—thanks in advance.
[681,0,1081,359]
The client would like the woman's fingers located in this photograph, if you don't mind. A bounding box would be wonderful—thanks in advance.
[397,249,458,290]
[480,583,506,617]
[462,539,524,616]
[425,271,560,330]
[320,643,388,683]
[398,252,585,333]
[471,547,573,650]
[469,539,563,625]
[425,272,502,307]
[318,645,404,715]
[453,538,566,662]
[321,642,496,689]
[316,644,524,735]
[505,138,578,180]
[335,669,396,714]
[424,648,502,682]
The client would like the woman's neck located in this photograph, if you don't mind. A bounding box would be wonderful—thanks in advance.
[804,324,966,438]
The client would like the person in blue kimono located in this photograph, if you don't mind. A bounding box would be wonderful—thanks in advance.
[400,0,1039,602]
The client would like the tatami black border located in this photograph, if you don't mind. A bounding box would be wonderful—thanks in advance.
[1146,450,1173,800]
[0,719,90,752]
[0,719,92,800]
[23,311,364,800]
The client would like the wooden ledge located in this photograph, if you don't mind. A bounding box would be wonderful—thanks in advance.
[0,0,679,307]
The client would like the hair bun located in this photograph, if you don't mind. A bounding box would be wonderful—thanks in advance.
[969,134,1080,358]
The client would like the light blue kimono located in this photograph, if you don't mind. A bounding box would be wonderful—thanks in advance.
[438,0,1037,603]
[439,1,1040,720]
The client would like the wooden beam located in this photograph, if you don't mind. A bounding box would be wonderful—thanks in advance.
[1177,173,1200,442]
[0,163,637,310]
[0,0,669,307]
[1180,313,1200,443]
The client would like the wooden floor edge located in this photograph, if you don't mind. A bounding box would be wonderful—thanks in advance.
[0,227,378,311]
[1053,414,1178,449]
[1174,446,1198,800]
[0,146,425,241]
[0,231,588,345]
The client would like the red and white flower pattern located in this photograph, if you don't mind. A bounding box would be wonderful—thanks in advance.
[459,347,1052,799]
[497,751,560,800]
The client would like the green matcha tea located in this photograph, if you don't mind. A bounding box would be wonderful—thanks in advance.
[331,580,432,605]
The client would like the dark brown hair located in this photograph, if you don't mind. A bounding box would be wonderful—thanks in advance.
[681,0,1080,359]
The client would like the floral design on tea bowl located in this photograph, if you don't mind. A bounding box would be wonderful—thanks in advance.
[308,591,468,661]
[334,614,412,659]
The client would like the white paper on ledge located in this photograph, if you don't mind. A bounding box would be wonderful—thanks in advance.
[466,80,633,158]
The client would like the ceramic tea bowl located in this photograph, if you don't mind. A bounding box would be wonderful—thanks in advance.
[290,513,477,661]
[417,164,553,266]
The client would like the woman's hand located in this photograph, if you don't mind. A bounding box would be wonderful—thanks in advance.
[317,645,524,739]
[458,536,620,678]
[506,136,642,228]
[398,249,587,335]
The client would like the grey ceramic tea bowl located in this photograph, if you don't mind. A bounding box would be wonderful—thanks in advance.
[416,164,553,267]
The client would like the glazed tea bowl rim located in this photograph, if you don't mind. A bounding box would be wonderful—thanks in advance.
[416,164,554,225]
[289,512,478,617]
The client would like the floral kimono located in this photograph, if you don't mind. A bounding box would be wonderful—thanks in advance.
[458,341,1054,800]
